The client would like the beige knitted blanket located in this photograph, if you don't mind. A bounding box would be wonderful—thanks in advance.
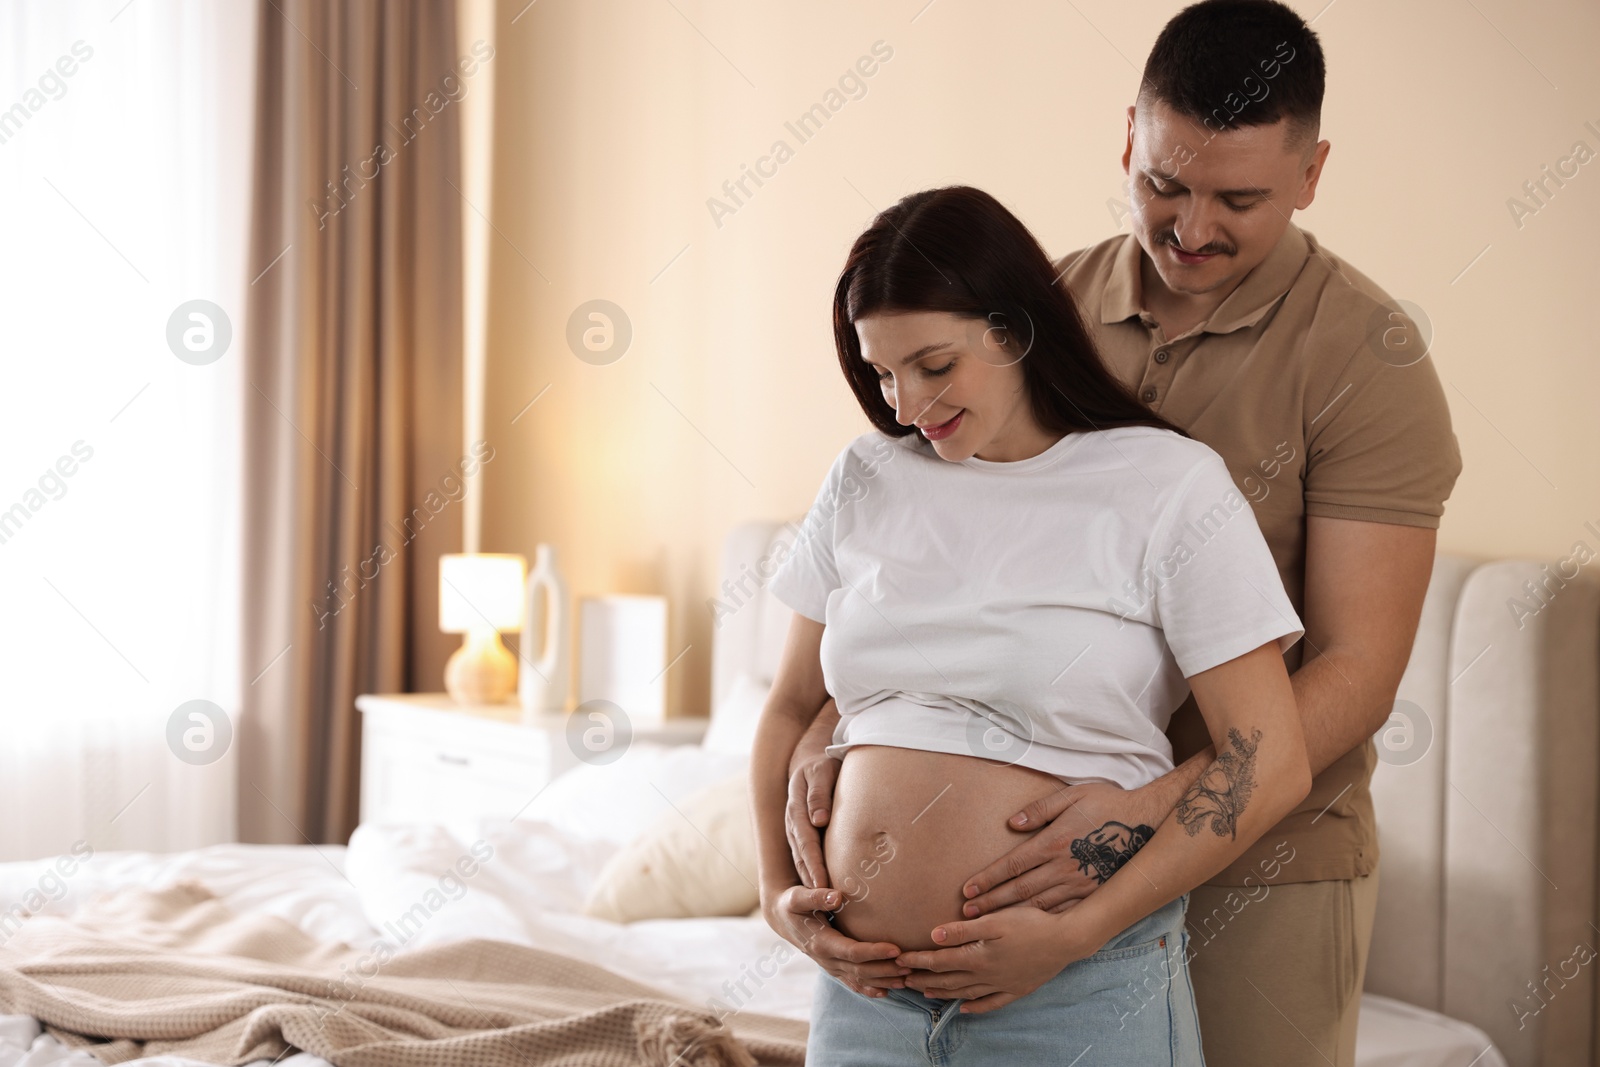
[0,881,808,1066]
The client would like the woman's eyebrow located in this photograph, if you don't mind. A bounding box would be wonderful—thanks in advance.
[862,340,954,368]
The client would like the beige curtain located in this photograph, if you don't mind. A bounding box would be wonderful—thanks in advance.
[241,0,465,845]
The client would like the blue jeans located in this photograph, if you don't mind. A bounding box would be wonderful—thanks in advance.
[806,894,1204,1066]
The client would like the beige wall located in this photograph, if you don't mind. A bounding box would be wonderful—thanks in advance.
[480,0,1600,720]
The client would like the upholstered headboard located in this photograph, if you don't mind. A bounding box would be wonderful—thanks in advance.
[1370,554,1600,1067]
[712,520,1600,1067]
[710,520,804,706]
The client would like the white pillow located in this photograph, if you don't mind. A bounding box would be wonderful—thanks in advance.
[581,771,759,922]
[518,742,749,847]
[702,670,772,755]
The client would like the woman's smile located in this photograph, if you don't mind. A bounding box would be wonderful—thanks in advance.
[919,410,964,441]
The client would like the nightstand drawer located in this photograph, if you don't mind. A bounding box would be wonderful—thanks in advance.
[379,728,551,788]
[356,692,708,827]
[362,726,553,825]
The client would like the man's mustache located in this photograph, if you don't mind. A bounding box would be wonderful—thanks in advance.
[1156,229,1236,257]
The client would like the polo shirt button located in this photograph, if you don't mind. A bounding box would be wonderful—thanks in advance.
[1141,387,1157,402]
[1154,349,1170,364]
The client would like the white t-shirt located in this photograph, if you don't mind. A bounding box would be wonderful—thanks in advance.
[768,425,1304,789]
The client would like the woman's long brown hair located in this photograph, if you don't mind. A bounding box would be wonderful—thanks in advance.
[832,185,1190,442]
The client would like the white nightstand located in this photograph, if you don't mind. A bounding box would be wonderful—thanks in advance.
[356,693,709,827]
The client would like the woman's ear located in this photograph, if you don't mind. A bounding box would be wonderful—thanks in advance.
[971,311,1028,370]
[983,322,1005,360]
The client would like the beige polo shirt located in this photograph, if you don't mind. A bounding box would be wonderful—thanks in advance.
[1054,223,1462,885]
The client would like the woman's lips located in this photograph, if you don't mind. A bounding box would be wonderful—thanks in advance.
[920,410,964,441]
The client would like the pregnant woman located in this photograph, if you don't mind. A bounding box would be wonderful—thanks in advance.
[751,185,1312,1064]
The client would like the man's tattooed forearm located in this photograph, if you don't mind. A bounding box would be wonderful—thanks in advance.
[1071,821,1157,884]
[1175,727,1262,839]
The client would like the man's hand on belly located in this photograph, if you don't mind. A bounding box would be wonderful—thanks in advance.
[785,698,843,888]
[957,780,1173,917]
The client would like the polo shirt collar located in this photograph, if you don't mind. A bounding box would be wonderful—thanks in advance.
[1099,235,1146,326]
[1099,223,1311,336]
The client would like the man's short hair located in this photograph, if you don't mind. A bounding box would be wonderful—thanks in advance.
[1138,0,1325,154]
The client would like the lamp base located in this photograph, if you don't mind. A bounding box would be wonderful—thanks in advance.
[444,629,517,705]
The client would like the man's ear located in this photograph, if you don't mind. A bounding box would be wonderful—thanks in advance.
[1122,105,1137,175]
[1294,139,1332,211]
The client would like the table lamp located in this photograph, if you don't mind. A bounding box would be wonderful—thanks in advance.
[439,552,526,705]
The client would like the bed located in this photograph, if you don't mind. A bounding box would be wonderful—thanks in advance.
[2,519,1594,1066]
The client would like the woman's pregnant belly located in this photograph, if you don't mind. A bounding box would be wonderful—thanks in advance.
[823,744,1066,951]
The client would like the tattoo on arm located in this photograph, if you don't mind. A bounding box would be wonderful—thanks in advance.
[1071,821,1157,884]
[1175,727,1262,840]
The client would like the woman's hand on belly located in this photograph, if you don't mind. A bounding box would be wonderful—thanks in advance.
[894,902,1100,1012]
[762,883,911,998]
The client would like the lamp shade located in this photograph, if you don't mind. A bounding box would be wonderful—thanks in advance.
[439,553,526,633]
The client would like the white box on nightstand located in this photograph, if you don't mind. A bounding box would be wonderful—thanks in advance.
[356,693,709,827]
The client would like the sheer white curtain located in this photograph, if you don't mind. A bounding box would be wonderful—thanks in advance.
[0,0,256,861]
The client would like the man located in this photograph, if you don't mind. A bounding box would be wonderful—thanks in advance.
[779,2,1462,1065]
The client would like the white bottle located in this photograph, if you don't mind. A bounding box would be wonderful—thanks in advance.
[518,543,570,720]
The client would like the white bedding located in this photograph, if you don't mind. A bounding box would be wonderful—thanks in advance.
[0,742,1506,1067]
